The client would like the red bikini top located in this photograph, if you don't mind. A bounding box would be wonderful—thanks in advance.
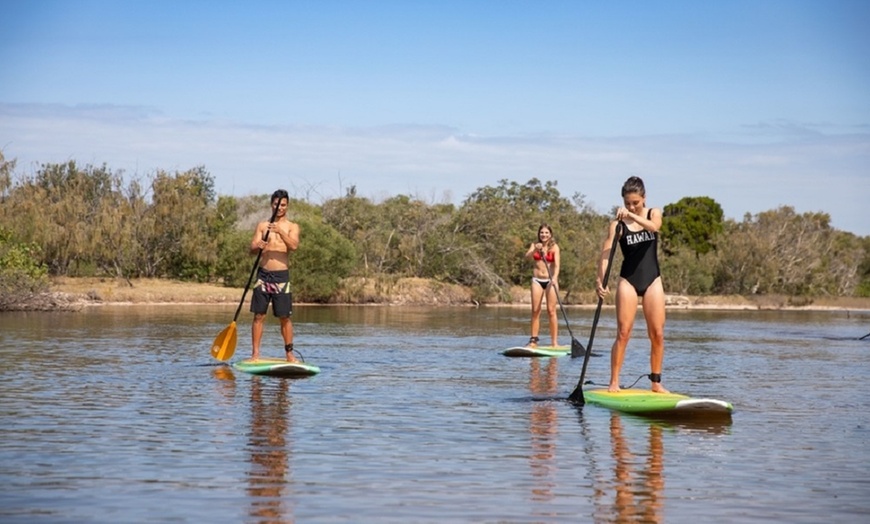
[533,250,555,262]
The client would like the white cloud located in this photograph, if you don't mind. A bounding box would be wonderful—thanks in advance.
[1,103,867,236]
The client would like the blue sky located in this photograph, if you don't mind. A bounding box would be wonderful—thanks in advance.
[2,0,868,235]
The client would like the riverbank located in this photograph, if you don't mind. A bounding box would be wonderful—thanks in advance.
[27,276,870,312]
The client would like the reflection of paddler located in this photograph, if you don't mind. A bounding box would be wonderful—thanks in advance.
[528,358,559,503]
[247,377,293,522]
[529,358,559,395]
[609,414,664,523]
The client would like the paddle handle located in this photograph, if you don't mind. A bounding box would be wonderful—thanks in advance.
[232,204,280,322]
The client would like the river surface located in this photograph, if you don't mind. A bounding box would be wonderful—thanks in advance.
[1,305,868,523]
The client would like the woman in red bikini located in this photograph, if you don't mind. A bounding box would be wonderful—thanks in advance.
[596,177,669,394]
[524,224,560,348]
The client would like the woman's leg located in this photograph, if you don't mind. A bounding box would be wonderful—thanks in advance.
[546,283,559,347]
[609,279,638,392]
[529,280,544,347]
[642,277,669,393]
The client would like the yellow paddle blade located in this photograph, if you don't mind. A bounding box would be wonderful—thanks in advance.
[211,321,238,361]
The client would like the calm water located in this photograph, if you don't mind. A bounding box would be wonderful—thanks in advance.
[1,304,868,523]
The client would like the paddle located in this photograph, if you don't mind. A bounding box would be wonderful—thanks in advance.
[539,247,584,358]
[568,222,622,405]
[210,203,280,361]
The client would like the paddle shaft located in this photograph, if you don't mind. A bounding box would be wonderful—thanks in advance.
[568,222,622,404]
[539,247,576,343]
[232,204,280,322]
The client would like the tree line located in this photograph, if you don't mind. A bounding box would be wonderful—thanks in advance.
[1,153,868,309]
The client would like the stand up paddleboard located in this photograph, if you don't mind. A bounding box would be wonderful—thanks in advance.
[583,388,732,418]
[232,358,320,377]
[502,346,570,358]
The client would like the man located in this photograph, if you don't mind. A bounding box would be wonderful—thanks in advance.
[250,189,300,362]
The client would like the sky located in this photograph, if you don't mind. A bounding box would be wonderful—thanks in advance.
[1,0,868,235]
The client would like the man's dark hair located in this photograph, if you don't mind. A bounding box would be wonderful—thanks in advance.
[271,189,289,204]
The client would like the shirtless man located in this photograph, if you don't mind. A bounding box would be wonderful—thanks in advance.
[250,189,300,362]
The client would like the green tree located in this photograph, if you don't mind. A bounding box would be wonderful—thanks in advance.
[856,236,870,297]
[713,207,861,296]
[450,178,602,301]
[0,161,125,276]
[661,196,724,256]
[660,245,716,295]
[292,217,357,302]
[0,227,49,310]
[0,150,13,197]
[144,166,221,280]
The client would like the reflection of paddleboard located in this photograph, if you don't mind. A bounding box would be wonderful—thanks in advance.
[502,346,570,358]
[232,358,320,377]
[583,388,732,418]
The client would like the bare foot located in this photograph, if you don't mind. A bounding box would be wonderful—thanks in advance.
[285,352,299,363]
[608,383,621,393]
[651,383,670,394]
[251,352,260,361]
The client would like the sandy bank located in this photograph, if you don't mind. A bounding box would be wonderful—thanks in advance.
[31,277,870,313]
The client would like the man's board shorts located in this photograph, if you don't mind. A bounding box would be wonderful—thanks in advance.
[250,268,292,317]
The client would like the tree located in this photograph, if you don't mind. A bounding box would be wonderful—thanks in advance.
[144,166,221,280]
[856,236,870,297]
[291,217,357,302]
[0,161,126,276]
[322,193,383,274]
[713,207,861,296]
[661,196,724,256]
[660,245,716,295]
[450,178,602,301]
[0,227,49,310]
[0,150,13,198]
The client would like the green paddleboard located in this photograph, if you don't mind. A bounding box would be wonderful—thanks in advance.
[502,346,570,358]
[232,358,320,377]
[583,388,733,417]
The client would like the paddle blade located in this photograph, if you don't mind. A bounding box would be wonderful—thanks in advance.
[211,322,238,362]
[567,386,586,405]
[570,338,585,358]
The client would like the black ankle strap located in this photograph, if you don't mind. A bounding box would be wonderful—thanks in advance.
[284,343,294,353]
[648,373,662,383]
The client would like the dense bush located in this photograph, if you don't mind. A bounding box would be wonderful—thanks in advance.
[0,227,49,310]
[1,152,866,303]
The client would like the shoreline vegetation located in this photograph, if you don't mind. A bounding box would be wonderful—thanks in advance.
[16,277,870,312]
[3,163,868,313]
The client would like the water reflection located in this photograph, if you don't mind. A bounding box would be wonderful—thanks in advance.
[247,377,293,523]
[577,407,732,524]
[212,365,236,403]
[606,414,664,523]
[528,359,559,503]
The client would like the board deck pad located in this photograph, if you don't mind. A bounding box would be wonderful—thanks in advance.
[232,358,320,377]
[583,388,732,417]
[502,346,570,358]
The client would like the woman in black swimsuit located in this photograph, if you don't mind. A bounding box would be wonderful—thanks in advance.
[524,224,561,348]
[596,177,669,393]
